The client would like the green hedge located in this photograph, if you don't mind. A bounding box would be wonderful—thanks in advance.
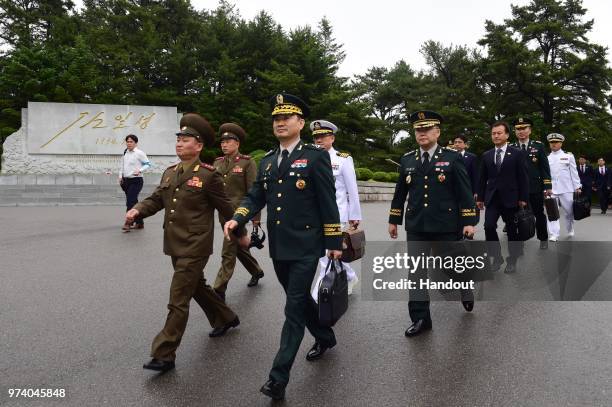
[355,167,398,183]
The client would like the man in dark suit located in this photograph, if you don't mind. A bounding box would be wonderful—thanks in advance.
[577,155,594,204]
[477,121,529,273]
[453,135,479,197]
[594,158,611,214]
[224,93,343,400]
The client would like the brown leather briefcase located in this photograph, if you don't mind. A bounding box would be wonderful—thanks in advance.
[341,228,366,263]
[544,196,560,221]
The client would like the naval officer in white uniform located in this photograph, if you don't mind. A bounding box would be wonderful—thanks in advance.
[309,120,362,299]
[546,133,582,241]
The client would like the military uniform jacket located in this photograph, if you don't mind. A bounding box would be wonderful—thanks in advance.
[511,139,552,193]
[388,146,477,233]
[213,152,260,222]
[548,150,581,194]
[232,140,342,260]
[134,160,240,257]
[328,147,362,223]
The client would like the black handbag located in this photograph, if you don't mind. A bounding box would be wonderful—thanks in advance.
[544,196,560,221]
[573,192,591,220]
[513,207,536,241]
[318,259,348,327]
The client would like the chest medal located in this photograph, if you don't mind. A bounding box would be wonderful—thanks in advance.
[438,173,446,183]
[296,179,306,190]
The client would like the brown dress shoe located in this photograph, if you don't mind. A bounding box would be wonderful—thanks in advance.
[122,222,131,232]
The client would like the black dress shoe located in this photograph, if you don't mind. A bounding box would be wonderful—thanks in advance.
[209,316,240,337]
[404,319,432,337]
[247,271,264,287]
[540,240,548,249]
[490,258,504,272]
[462,301,474,312]
[143,358,175,372]
[305,342,333,361]
[504,263,516,273]
[260,379,286,400]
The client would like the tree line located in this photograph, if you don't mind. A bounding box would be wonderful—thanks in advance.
[1,0,611,171]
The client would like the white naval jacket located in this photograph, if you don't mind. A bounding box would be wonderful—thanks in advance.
[328,147,362,223]
[548,149,581,194]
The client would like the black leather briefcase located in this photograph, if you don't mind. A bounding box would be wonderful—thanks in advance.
[513,207,536,241]
[318,259,348,327]
[544,196,560,221]
[573,192,591,220]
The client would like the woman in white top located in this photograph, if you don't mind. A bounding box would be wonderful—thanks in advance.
[119,134,151,232]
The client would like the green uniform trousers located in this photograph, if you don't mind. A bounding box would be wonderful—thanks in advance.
[151,256,237,361]
[269,258,336,384]
[213,237,263,293]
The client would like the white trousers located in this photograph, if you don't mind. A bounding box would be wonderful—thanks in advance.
[547,192,575,237]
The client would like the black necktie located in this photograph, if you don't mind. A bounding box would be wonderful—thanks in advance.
[522,144,526,152]
[279,149,289,173]
[495,149,502,170]
[422,151,430,167]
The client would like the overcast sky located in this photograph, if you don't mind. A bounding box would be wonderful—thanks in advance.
[190,0,612,78]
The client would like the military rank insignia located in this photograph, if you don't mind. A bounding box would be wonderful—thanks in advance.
[532,157,538,162]
[291,159,308,168]
[187,176,203,188]
[265,163,272,172]
[296,179,306,189]
[438,173,446,183]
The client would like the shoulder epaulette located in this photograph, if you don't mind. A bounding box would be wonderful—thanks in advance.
[166,163,179,171]
[214,156,224,161]
[336,151,351,158]
[239,154,251,160]
[202,163,215,171]
[304,143,323,151]
[403,150,417,157]
[533,140,542,144]
[264,149,276,157]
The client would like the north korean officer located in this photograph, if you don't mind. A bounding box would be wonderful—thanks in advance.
[546,133,581,240]
[310,119,362,299]
[126,113,248,372]
[223,93,343,400]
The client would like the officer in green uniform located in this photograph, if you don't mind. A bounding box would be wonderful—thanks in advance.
[388,110,477,337]
[510,117,552,249]
[126,113,248,372]
[212,123,265,300]
[224,93,343,400]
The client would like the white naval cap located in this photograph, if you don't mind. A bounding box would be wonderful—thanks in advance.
[310,119,338,136]
[547,133,565,142]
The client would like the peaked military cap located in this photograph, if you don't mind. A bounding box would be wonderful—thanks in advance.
[310,119,338,137]
[270,93,310,117]
[547,133,564,142]
[513,117,534,129]
[177,113,215,147]
[409,110,443,129]
[219,123,246,143]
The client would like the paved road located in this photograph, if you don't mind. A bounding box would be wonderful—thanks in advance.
[1,203,612,406]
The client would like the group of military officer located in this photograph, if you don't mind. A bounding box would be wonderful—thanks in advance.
[124,89,596,400]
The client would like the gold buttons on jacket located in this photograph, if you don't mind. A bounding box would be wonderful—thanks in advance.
[424,176,428,180]
[276,220,281,224]
[173,198,177,202]
[278,180,283,184]
[175,188,179,191]
[424,203,428,207]
[277,193,282,197]
[170,209,175,213]
[424,185,428,189]
[424,194,428,198]
[276,207,281,211]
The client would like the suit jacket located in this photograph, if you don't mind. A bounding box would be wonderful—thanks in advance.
[389,146,477,233]
[594,166,610,189]
[461,151,479,194]
[510,139,552,193]
[232,140,342,260]
[577,164,594,190]
[135,159,242,257]
[478,145,529,208]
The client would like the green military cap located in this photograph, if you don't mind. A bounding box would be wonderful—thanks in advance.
[219,123,246,143]
[310,119,337,137]
[177,113,215,147]
[547,133,564,142]
[408,110,443,129]
[270,93,310,118]
[513,116,534,129]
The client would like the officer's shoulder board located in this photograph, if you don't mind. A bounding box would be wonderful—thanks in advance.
[336,151,351,158]
[403,150,417,157]
[264,149,276,157]
[214,156,224,161]
[239,154,251,160]
[442,147,460,156]
[303,143,324,151]
[166,162,180,171]
[201,163,215,171]
[533,140,543,144]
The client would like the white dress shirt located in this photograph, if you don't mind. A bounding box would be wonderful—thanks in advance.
[119,147,151,178]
